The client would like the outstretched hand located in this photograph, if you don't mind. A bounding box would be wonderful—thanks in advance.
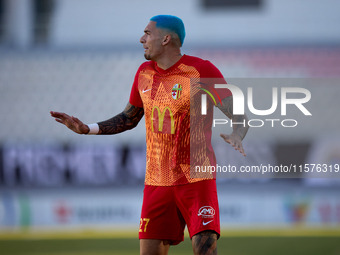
[50,111,89,134]
[220,133,246,157]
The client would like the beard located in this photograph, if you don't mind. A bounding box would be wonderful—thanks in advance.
[144,53,151,60]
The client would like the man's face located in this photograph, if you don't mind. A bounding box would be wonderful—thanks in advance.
[140,21,165,61]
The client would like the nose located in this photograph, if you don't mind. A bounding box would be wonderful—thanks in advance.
[140,35,145,44]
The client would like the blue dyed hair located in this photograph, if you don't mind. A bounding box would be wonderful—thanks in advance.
[150,15,185,46]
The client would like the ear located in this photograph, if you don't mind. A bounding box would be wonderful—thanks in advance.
[162,34,171,46]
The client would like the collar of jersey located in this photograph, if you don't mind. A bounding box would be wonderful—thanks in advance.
[154,54,187,74]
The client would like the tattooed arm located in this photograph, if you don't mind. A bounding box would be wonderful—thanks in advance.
[50,103,144,135]
[217,95,249,156]
[97,103,144,134]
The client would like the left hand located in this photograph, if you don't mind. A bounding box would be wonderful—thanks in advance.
[50,111,89,134]
[220,133,246,157]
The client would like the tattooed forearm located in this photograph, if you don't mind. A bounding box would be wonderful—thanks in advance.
[192,231,218,255]
[97,103,144,135]
[217,95,233,120]
[217,96,249,140]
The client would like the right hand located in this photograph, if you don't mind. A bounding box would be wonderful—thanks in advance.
[50,111,89,134]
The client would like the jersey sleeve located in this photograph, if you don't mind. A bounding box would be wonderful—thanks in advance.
[129,64,144,108]
[200,61,231,101]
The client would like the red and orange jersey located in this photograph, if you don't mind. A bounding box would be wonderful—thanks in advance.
[129,55,231,186]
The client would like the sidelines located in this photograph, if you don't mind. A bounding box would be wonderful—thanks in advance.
[1,227,340,240]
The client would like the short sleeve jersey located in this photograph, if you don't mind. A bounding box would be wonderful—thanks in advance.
[129,54,231,186]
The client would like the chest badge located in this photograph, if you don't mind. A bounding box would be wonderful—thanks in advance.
[171,83,182,100]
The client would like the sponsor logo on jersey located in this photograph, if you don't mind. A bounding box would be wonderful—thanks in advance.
[198,206,215,218]
[203,220,214,225]
[172,84,182,100]
[142,88,151,93]
[151,106,175,134]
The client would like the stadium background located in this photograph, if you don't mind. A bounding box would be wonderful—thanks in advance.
[0,0,340,254]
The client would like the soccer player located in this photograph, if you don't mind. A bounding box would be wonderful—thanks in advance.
[50,15,248,255]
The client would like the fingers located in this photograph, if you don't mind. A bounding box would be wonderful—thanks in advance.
[51,111,69,125]
[50,111,87,134]
[54,118,64,124]
[220,133,228,141]
[50,111,76,124]
[50,111,62,118]
[238,144,246,157]
[220,133,246,157]
[220,133,234,146]
[50,111,71,120]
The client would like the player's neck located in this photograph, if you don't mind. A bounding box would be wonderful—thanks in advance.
[156,51,183,70]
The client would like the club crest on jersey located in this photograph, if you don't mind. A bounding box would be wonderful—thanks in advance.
[171,84,182,100]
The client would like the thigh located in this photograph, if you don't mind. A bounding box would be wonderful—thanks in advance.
[175,180,220,239]
[139,185,186,245]
[140,239,170,255]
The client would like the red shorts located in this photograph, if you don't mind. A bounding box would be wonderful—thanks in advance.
[139,180,220,245]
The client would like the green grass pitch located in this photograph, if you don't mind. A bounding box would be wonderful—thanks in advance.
[1,237,340,255]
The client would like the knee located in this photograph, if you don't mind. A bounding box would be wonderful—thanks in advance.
[192,230,218,255]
